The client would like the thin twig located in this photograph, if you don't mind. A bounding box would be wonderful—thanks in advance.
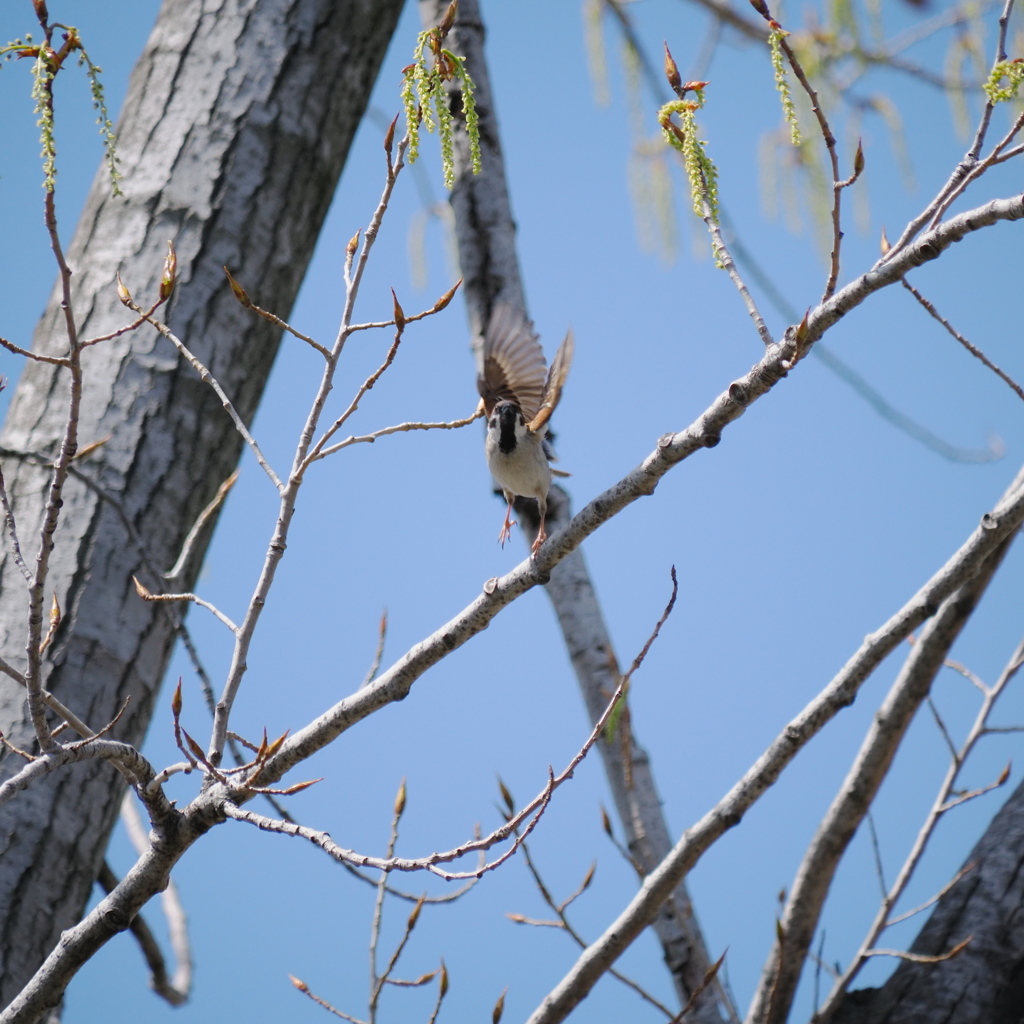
[314,410,483,462]
[902,278,1024,403]
[132,577,239,635]
[0,463,32,582]
[131,307,283,492]
[164,470,239,581]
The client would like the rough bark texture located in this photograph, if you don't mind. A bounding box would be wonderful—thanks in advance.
[0,0,404,1006]
[418,0,732,1018]
[831,776,1024,1024]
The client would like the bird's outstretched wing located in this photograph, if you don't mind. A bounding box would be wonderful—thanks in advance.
[477,303,547,422]
[526,328,573,434]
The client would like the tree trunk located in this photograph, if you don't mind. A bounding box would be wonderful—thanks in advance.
[831,774,1024,1024]
[418,1,734,1018]
[0,0,404,1005]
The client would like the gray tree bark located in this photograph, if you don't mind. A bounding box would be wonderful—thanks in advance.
[0,0,403,1006]
[831,774,1024,1024]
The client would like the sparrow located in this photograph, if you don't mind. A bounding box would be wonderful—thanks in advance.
[477,302,574,557]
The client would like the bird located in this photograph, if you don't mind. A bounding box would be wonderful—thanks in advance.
[476,302,574,557]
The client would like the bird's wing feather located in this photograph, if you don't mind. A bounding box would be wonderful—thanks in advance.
[526,327,573,434]
[477,303,547,420]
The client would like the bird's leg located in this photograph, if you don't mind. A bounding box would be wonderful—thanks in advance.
[530,497,548,558]
[498,494,517,547]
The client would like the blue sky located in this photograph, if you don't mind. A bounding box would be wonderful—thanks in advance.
[1,1,1023,1022]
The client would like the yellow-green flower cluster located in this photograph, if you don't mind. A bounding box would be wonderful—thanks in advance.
[80,49,121,195]
[658,95,720,225]
[401,31,481,190]
[983,58,1024,104]
[4,28,120,196]
[770,27,801,146]
[30,49,57,191]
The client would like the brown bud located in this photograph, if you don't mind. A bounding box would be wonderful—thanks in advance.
[346,229,361,259]
[492,986,508,1024]
[159,241,177,301]
[394,776,407,818]
[880,226,890,255]
[433,277,462,311]
[497,776,515,814]
[116,272,133,307]
[224,267,252,308]
[439,959,449,997]
[266,729,289,758]
[289,975,309,993]
[663,42,682,92]
[171,677,183,718]
[853,138,864,177]
[183,729,206,761]
[600,804,612,836]
[407,894,425,930]
[49,591,61,630]
[132,575,152,599]
[438,0,458,38]
[384,113,398,169]
[580,861,596,891]
[749,0,771,17]
[32,0,49,24]
[391,288,406,331]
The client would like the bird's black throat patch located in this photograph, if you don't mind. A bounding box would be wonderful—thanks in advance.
[497,405,519,455]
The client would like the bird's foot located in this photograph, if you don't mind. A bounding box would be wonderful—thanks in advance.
[498,509,517,547]
[530,523,548,559]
